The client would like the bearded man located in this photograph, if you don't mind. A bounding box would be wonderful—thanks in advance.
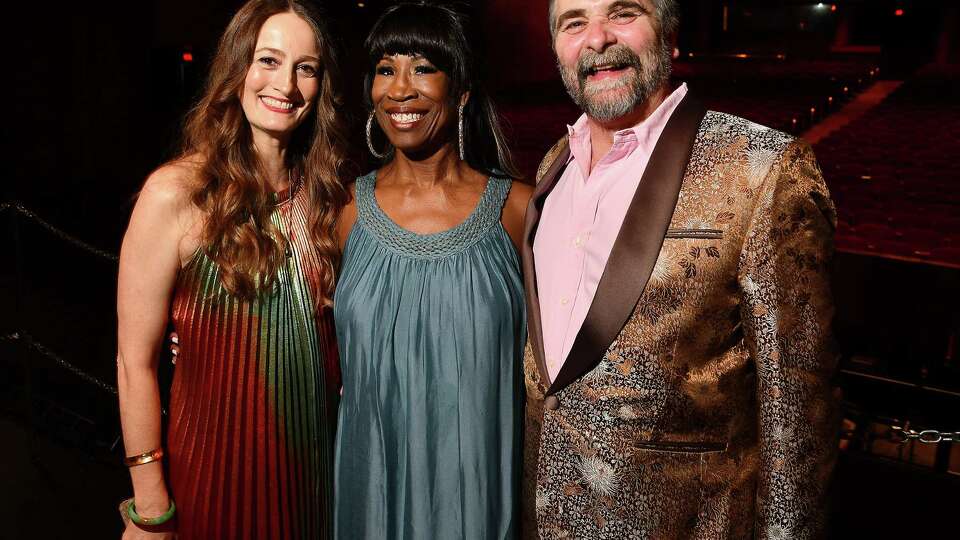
[520,0,840,538]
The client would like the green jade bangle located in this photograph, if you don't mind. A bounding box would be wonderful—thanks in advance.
[127,499,176,526]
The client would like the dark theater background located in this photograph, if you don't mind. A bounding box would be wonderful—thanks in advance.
[3,0,958,537]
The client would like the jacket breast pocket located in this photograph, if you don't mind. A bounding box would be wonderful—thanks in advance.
[664,228,724,240]
[631,440,727,454]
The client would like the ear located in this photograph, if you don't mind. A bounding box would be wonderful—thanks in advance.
[459,90,471,108]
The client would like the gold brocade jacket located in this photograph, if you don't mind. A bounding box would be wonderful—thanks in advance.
[520,94,839,539]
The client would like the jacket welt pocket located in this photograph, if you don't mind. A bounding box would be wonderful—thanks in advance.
[665,228,724,240]
[632,440,727,454]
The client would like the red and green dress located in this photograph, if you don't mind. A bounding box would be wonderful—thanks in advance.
[167,184,339,539]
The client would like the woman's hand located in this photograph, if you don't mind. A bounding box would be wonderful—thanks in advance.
[168,332,180,364]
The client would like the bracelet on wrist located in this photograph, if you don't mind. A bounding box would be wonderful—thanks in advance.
[124,448,164,467]
[127,498,176,527]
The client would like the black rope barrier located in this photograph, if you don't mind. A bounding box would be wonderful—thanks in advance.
[2,332,168,418]
[1,200,119,262]
[1,332,118,396]
[2,201,122,407]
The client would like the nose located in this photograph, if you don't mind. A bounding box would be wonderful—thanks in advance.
[272,64,297,97]
[386,69,417,102]
[583,18,617,53]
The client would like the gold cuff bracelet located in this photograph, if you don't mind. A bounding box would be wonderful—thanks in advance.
[124,448,164,467]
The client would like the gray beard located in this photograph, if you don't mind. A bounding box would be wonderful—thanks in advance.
[559,40,673,122]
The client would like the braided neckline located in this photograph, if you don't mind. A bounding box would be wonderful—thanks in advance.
[355,170,510,260]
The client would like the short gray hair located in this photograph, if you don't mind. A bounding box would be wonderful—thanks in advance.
[548,0,679,41]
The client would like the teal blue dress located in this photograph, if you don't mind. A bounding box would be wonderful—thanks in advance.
[333,171,524,539]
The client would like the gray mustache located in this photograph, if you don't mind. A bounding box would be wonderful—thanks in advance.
[576,46,642,79]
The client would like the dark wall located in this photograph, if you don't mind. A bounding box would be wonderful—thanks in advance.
[5,0,957,355]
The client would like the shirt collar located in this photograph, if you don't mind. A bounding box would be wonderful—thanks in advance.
[565,83,689,176]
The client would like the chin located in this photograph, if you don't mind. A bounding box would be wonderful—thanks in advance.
[388,136,429,155]
[252,118,302,137]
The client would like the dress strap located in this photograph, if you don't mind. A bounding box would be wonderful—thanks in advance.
[354,171,512,260]
[354,171,378,222]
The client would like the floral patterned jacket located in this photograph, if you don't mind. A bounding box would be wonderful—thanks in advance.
[520,93,839,539]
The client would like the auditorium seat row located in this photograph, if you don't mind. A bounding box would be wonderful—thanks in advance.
[815,65,960,267]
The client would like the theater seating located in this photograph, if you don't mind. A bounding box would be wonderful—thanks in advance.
[815,65,960,267]
[498,57,878,180]
[674,58,879,134]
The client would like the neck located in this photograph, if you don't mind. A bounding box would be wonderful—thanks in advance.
[586,83,673,164]
[382,142,469,188]
[252,130,291,191]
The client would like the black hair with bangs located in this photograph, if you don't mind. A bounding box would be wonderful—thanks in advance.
[363,2,520,178]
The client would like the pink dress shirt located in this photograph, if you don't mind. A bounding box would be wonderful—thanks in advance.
[534,84,688,382]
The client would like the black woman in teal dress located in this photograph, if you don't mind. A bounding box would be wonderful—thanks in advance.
[333,4,532,539]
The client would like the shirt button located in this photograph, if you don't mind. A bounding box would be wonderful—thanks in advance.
[544,395,561,411]
[573,235,583,248]
[561,298,569,305]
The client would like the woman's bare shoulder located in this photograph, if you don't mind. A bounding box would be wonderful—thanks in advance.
[336,179,359,249]
[141,156,203,203]
[140,158,200,206]
[500,178,533,249]
[504,178,533,215]
[132,158,203,249]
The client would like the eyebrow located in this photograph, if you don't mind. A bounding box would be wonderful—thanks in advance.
[607,0,648,13]
[554,8,586,30]
[255,47,319,63]
[555,0,648,29]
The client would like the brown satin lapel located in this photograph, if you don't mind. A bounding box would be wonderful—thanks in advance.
[547,94,708,396]
[522,140,571,388]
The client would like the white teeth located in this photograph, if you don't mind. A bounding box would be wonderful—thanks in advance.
[390,112,424,124]
[262,96,294,110]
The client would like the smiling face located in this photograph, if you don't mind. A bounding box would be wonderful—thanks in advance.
[240,12,322,143]
[553,0,671,122]
[370,53,460,157]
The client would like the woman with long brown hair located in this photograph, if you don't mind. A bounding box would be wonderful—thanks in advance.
[116,1,348,538]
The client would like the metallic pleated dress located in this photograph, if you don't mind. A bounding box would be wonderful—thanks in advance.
[167,183,339,539]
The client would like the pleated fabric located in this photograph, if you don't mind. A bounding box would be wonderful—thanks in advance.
[168,183,339,540]
[333,171,525,540]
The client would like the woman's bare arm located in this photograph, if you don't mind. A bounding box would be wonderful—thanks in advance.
[117,164,198,528]
[501,180,533,251]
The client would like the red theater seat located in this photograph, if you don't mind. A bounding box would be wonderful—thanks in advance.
[814,66,960,267]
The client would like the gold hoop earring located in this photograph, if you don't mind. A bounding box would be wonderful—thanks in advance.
[366,111,386,159]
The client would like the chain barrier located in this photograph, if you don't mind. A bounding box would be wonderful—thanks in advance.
[889,426,960,444]
[2,332,169,417]
[1,201,119,262]
[2,332,118,396]
[3,202,955,437]
[2,204,175,418]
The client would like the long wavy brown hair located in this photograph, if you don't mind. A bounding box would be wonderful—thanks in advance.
[179,0,348,303]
